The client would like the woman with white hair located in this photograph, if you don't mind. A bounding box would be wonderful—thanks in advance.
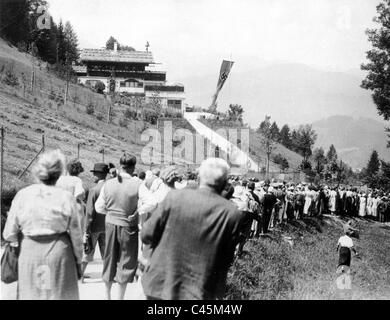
[3,150,83,300]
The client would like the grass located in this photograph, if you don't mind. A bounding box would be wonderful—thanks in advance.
[225,215,390,300]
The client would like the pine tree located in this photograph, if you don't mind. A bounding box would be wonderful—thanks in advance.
[279,124,292,149]
[0,0,31,46]
[270,121,280,142]
[106,36,120,50]
[63,21,79,63]
[56,20,66,64]
[366,150,380,177]
[313,147,326,175]
[326,144,338,163]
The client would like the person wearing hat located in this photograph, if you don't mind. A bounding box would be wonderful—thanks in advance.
[80,163,109,282]
[261,184,278,234]
[95,153,157,300]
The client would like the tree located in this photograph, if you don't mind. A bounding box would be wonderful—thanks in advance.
[0,0,31,47]
[56,19,66,64]
[279,124,292,149]
[63,21,79,63]
[361,0,390,122]
[227,104,244,124]
[94,80,105,94]
[121,45,135,51]
[257,116,271,134]
[366,150,380,177]
[294,125,317,160]
[270,121,280,142]
[326,144,338,163]
[258,116,275,176]
[106,36,120,50]
[273,154,289,172]
[312,147,326,175]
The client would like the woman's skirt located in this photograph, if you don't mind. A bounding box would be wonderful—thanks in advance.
[338,246,351,267]
[18,233,79,300]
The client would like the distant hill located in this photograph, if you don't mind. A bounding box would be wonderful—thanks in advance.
[311,115,390,170]
[178,63,381,127]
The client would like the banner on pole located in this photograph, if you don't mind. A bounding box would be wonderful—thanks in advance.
[210,60,234,109]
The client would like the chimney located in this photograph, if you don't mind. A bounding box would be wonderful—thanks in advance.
[114,41,118,53]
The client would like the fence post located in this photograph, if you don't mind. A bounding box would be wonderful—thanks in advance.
[77,143,80,159]
[102,148,105,163]
[0,127,4,220]
[42,134,45,152]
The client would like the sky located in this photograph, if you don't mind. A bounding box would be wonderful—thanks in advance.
[46,0,381,123]
[47,0,379,76]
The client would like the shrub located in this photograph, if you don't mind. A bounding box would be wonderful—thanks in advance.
[118,118,128,128]
[86,103,95,115]
[96,114,103,121]
[273,153,290,171]
[3,69,19,87]
[49,90,56,100]
[94,81,106,94]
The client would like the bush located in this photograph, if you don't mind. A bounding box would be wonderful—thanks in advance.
[49,90,56,100]
[118,118,128,128]
[273,154,289,171]
[142,109,159,125]
[96,114,103,121]
[94,81,106,94]
[124,108,137,120]
[86,103,95,115]
[3,69,19,87]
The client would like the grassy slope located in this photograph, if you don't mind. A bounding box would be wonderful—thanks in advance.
[0,38,193,191]
[226,215,390,300]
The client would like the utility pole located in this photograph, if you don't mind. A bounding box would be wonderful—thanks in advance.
[30,42,36,94]
[0,127,4,221]
[64,52,70,106]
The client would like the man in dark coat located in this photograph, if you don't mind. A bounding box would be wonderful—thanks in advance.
[81,163,109,282]
[141,158,242,300]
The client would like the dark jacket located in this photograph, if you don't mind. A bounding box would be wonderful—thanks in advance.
[85,180,105,233]
[141,187,242,300]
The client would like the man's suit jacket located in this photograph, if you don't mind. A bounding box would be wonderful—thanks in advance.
[141,187,242,300]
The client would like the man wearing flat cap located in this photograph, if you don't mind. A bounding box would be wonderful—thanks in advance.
[81,163,109,282]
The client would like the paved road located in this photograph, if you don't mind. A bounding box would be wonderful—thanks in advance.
[1,247,145,300]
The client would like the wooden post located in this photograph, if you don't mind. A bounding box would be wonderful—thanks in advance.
[77,143,80,159]
[102,149,105,163]
[64,53,69,106]
[30,58,35,94]
[0,127,4,220]
[42,134,45,152]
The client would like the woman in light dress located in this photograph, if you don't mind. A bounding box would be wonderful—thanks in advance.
[366,193,373,217]
[372,193,379,220]
[358,192,367,217]
[329,188,337,214]
[303,186,314,216]
[3,150,83,300]
[56,159,86,230]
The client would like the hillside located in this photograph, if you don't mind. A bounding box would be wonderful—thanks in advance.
[312,115,390,169]
[226,215,390,300]
[178,63,381,128]
[0,38,193,192]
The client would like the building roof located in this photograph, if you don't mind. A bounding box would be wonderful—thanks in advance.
[80,48,154,64]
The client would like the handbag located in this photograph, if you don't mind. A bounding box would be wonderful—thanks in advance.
[1,242,19,284]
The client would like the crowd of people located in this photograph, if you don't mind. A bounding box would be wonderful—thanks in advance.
[2,149,389,300]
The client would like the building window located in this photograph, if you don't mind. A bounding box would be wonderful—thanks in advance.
[167,100,182,110]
